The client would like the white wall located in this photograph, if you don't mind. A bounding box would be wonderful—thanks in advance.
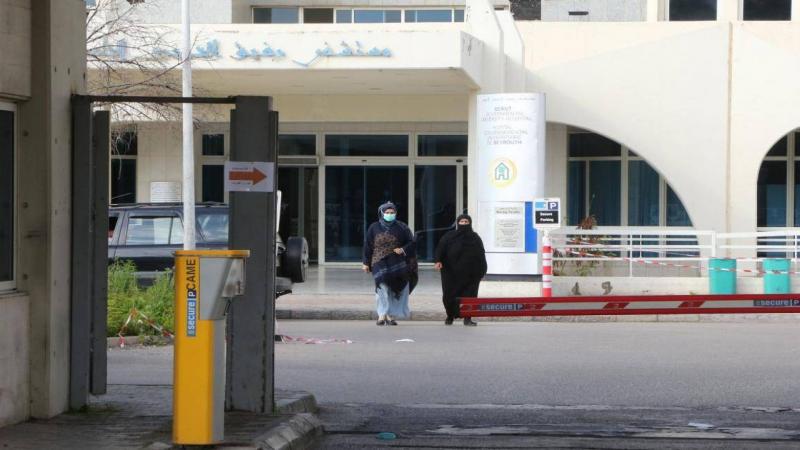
[541,0,647,22]
[0,293,29,427]
[521,21,731,233]
[0,0,31,99]
[520,19,800,241]
[17,0,87,421]
[728,23,800,234]
[103,0,232,24]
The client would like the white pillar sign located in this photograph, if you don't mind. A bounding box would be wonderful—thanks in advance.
[476,93,546,275]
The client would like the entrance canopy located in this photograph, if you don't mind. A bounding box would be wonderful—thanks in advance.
[102,24,484,95]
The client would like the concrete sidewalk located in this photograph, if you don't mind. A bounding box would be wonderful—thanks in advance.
[0,385,322,449]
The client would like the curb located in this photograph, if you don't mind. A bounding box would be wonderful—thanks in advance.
[143,393,321,450]
[277,309,800,323]
[276,392,319,415]
[107,335,173,348]
[251,413,324,450]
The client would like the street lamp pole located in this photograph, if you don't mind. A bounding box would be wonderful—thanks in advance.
[181,0,196,250]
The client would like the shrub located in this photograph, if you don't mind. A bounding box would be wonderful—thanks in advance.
[107,260,175,337]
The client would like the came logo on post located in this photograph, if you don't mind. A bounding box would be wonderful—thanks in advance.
[185,258,198,337]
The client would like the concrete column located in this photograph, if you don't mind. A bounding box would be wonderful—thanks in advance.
[545,123,568,203]
[646,0,661,22]
[467,93,479,220]
[17,0,86,419]
[793,0,800,21]
[717,0,740,21]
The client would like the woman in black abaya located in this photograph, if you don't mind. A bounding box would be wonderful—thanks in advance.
[434,214,487,326]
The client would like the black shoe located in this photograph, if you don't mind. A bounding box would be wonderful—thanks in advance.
[463,318,477,326]
[377,320,386,326]
[388,319,398,326]
[444,317,453,325]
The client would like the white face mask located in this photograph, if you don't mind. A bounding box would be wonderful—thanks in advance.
[383,213,397,222]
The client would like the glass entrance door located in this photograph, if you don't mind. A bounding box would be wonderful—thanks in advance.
[325,166,409,261]
[278,167,319,262]
[415,165,458,261]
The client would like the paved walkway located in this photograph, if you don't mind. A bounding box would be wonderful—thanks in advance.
[0,385,318,449]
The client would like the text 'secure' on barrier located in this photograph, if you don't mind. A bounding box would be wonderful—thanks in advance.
[459,294,800,318]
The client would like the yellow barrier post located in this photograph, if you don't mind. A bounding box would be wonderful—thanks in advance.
[173,250,249,445]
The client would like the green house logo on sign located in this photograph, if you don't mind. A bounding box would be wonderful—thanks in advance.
[490,158,517,188]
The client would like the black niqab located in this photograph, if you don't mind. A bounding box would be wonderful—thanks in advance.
[435,214,487,318]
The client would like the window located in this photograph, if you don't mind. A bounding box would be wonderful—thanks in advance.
[198,212,228,243]
[335,8,464,23]
[0,106,14,290]
[405,9,453,23]
[253,7,299,24]
[567,131,692,227]
[669,0,716,21]
[125,216,182,245]
[758,161,787,227]
[666,186,691,226]
[279,134,316,156]
[111,131,137,204]
[418,135,467,157]
[743,0,791,20]
[325,135,408,156]
[108,213,119,244]
[304,8,334,23]
[202,165,224,203]
[354,9,401,23]
[201,131,226,203]
[628,161,660,226]
[202,134,224,156]
[757,132,800,227]
[568,133,620,157]
[335,9,353,23]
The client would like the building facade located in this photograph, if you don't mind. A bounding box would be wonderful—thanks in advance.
[1,0,87,428]
[93,0,800,266]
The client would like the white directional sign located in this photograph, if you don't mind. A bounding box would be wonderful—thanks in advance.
[225,161,275,193]
[533,197,561,229]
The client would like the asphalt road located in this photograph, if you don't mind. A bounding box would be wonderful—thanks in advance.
[108,320,800,448]
[109,320,800,407]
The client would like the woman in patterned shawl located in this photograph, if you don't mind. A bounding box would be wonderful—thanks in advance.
[362,202,416,326]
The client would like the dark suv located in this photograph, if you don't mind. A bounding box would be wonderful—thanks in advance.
[108,203,308,296]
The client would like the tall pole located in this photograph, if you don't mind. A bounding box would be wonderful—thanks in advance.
[181,0,196,249]
[542,230,552,297]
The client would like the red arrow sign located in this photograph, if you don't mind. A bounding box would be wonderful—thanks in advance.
[229,168,267,185]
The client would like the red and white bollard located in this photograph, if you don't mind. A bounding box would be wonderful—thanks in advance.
[542,231,552,297]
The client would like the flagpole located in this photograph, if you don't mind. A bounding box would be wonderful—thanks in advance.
[181,0,196,249]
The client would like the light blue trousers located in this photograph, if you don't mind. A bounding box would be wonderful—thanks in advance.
[375,283,410,319]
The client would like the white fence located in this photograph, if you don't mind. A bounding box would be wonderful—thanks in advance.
[548,228,800,277]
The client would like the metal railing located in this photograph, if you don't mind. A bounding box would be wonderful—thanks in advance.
[549,227,800,277]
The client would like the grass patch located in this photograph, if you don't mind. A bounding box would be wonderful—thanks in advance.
[107,260,174,337]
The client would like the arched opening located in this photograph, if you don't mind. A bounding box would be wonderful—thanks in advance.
[566,128,692,227]
[757,130,800,228]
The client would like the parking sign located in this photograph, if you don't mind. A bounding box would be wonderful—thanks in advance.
[533,198,561,229]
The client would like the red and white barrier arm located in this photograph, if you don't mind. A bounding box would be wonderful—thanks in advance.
[460,294,800,318]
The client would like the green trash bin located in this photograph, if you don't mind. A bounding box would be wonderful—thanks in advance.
[709,258,736,294]
[763,258,791,294]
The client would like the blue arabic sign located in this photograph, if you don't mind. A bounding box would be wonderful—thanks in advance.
[231,42,286,60]
[109,37,391,67]
[293,41,392,67]
[153,39,222,60]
